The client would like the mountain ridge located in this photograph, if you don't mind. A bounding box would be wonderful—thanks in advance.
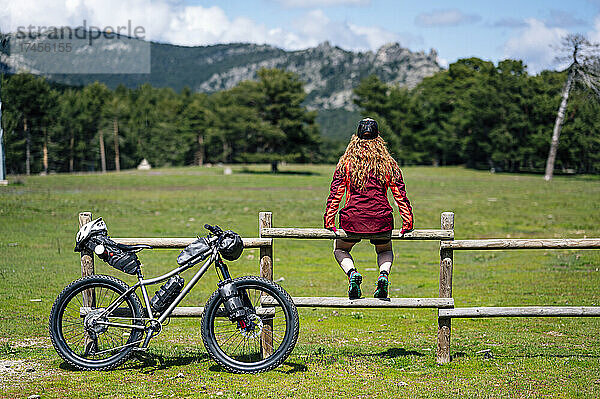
[1,34,441,110]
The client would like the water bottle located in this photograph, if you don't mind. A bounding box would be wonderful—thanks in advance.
[150,275,184,314]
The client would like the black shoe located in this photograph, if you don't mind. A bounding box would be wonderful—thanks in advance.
[374,274,389,299]
[348,271,362,300]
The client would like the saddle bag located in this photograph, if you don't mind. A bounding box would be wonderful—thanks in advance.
[74,217,141,275]
[86,234,141,275]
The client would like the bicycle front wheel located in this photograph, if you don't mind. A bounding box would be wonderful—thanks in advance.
[201,276,299,373]
[49,275,144,370]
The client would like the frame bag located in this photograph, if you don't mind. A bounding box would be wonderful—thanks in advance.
[177,237,212,266]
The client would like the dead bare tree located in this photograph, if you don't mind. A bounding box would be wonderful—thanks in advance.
[545,34,600,181]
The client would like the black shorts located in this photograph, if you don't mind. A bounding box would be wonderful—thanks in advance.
[341,231,392,246]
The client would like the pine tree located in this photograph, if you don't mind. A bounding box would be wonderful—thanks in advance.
[2,73,53,174]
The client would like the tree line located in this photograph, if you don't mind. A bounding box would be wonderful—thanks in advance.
[355,58,599,173]
[1,68,321,174]
[1,58,599,175]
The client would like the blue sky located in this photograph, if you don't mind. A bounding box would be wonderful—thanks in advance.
[216,0,597,70]
[2,0,597,73]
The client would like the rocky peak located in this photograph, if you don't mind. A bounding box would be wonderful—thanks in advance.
[192,41,442,109]
[2,37,441,111]
[310,41,347,60]
[374,42,409,63]
[316,41,333,50]
[428,48,438,60]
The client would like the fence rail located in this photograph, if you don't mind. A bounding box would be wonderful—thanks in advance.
[440,306,600,318]
[78,210,600,365]
[441,238,600,250]
[260,228,453,240]
[112,237,271,248]
[280,297,454,308]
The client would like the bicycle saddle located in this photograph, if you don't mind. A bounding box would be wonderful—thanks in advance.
[115,243,152,252]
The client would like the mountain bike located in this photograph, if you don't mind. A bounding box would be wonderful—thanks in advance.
[49,219,299,373]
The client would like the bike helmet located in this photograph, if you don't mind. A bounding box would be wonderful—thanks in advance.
[357,117,379,139]
[75,218,107,251]
[219,230,244,261]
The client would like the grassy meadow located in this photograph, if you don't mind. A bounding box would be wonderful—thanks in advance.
[1,164,599,398]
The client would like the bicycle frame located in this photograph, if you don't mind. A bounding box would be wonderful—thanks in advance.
[95,244,233,349]
[51,224,299,373]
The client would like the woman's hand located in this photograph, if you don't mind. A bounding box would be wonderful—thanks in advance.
[326,226,339,235]
[400,227,413,236]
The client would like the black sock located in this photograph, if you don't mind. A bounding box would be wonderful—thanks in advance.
[346,268,356,278]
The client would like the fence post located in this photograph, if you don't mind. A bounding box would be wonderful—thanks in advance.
[259,211,274,357]
[79,212,95,280]
[78,212,97,351]
[259,212,273,281]
[437,211,454,364]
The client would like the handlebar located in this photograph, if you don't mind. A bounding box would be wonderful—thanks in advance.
[204,224,223,236]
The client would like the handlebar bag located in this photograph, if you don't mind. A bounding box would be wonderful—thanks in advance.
[177,237,212,266]
[219,231,243,261]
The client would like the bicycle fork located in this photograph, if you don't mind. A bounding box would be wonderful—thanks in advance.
[216,258,254,331]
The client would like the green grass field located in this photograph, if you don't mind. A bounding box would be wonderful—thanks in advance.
[1,164,600,398]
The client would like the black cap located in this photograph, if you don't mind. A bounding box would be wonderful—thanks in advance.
[357,118,379,139]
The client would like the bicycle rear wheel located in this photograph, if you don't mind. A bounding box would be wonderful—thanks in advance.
[201,276,299,373]
[49,275,144,370]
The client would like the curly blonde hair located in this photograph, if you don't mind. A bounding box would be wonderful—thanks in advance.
[336,134,401,191]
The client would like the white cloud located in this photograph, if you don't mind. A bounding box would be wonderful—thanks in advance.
[2,0,167,40]
[502,18,568,73]
[587,15,600,43]
[160,6,283,46]
[348,24,408,49]
[492,17,527,28]
[0,1,411,52]
[437,56,449,68]
[274,0,370,7]
[415,9,481,27]
[545,9,587,28]
[291,9,419,51]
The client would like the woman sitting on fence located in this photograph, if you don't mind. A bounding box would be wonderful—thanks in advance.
[324,118,414,299]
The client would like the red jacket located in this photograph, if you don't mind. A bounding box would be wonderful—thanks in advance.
[324,165,413,234]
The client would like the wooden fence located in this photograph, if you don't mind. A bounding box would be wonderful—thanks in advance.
[78,211,600,364]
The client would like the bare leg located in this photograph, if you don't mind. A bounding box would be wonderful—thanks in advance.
[333,239,357,275]
[375,241,393,274]
[374,241,392,298]
[335,239,362,299]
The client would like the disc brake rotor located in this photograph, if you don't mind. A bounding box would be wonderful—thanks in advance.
[239,313,263,338]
